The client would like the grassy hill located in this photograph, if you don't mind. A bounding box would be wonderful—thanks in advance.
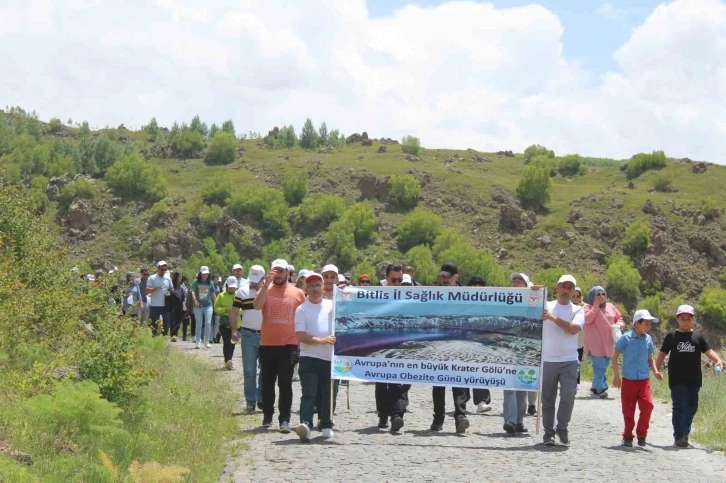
[2,108,726,336]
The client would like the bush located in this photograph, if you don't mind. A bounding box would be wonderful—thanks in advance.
[653,171,674,192]
[397,208,441,252]
[190,115,208,137]
[171,130,204,158]
[143,117,159,136]
[696,286,726,330]
[58,179,96,212]
[622,219,650,258]
[221,120,235,137]
[557,154,581,177]
[388,174,421,209]
[404,245,438,285]
[296,194,345,228]
[283,171,308,206]
[198,204,223,230]
[105,154,168,201]
[76,135,123,176]
[401,135,421,156]
[351,261,378,285]
[524,144,555,164]
[0,115,13,155]
[48,117,63,134]
[341,202,377,246]
[326,220,357,269]
[204,131,236,165]
[516,164,552,210]
[437,242,508,286]
[229,188,289,239]
[201,178,232,206]
[623,150,666,179]
[702,197,718,220]
[299,119,318,151]
[432,229,463,258]
[262,239,290,264]
[606,254,642,310]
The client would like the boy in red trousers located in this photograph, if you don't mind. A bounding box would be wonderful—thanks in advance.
[611,309,663,447]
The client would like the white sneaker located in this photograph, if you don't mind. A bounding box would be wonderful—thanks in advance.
[296,423,311,442]
[477,402,492,413]
[195,342,201,349]
[205,342,210,348]
[225,360,233,370]
[322,428,334,439]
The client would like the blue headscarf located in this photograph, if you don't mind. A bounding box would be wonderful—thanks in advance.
[587,286,607,306]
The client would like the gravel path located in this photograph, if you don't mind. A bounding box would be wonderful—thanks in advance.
[175,341,726,483]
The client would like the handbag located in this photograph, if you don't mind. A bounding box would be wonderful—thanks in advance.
[600,308,623,346]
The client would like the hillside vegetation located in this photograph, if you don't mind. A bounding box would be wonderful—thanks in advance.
[2,107,726,337]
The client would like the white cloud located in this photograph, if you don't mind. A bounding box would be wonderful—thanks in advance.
[597,2,622,20]
[1,0,726,162]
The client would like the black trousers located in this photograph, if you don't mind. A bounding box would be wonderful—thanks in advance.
[218,325,236,362]
[375,383,410,418]
[577,347,584,384]
[432,386,470,423]
[169,297,184,337]
[259,345,298,423]
[473,388,491,405]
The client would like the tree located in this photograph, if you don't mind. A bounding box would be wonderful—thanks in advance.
[228,188,289,239]
[605,254,642,310]
[432,229,463,258]
[397,208,441,252]
[0,115,13,155]
[284,171,308,206]
[405,245,438,285]
[143,117,159,136]
[437,242,508,286]
[201,178,232,206]
[401,135,421,156]
[262,240,290,264]
[622,219,650,258]
[205,131,237,165]
[79,121,91,138]
[299,118,318,151]
[523,144,555,164]
[171,130,204,158]
[221,120,235,137]
[516,164,552,210]
[75,135,123,176]
[557,154,581,176]
[318,122,328,147]
[623,150,667,179]
[296,194,345,228]
[326,220,357,269]
[351,260,378,285]
[209,123,220,138]
[105,153,168,200]
[388,174,421,210]
[696,286,726,329]
[278,125,297,148]
[190,114,208,137]
[341,202,377,245]
[328,129,344,149]
[48,118,63,134]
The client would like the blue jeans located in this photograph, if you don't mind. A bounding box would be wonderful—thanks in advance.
[589,354,610,393]
[503,390,527,425]
[241,329,262,406]
[211,314,220,341]
[149,306,170,336]
[670,384,700,440]
[193,305,213,342]
[299,356,338,429]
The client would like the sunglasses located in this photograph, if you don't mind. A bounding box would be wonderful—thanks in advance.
[390,277,403,283]
[360,280,371,284]
[596,292,606,296]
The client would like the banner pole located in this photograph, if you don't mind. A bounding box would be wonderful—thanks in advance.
[536,287,547,436]
[330,286,337,424]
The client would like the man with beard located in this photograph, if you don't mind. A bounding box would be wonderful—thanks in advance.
[253,259,306,433]
[374,263,410,433]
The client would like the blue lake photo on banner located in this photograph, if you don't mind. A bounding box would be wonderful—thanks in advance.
[332,286,545,390]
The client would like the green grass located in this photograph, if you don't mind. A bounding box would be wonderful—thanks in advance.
[0,336,244,482]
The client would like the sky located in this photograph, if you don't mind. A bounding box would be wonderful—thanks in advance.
[1,0,725,162]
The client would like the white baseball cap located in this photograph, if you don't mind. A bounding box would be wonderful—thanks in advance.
[225,276,239,288]
[557,274,577,286]
[271,259,288,270]
[298,269,310,279]
[232,264,243,271]
[402,274,413,284]
[322,264,339,275]
[676,304,695,316]
[288,265,296,273]
[157,260,168,267]
[633,309,659,324]
[200,265,210,274]
[338,273,346,283]
[248,265,266,283]
[510,273,532,287]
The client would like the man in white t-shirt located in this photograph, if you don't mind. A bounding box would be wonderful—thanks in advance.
[541,274,585,446]
[230,264,266,413]
[145,260,172,336]
[294,273,337,441]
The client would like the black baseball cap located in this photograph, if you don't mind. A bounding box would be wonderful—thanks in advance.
[440,262,458,276]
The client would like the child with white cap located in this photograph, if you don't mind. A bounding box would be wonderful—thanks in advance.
[611,309,662,447]
[656,305,723,448]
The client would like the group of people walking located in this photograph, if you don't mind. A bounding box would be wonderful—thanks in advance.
[114,257,722,448]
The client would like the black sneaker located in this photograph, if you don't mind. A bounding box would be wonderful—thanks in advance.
[622,437,634,447]
[455,416,469,434]
[589,388,597,396]
[675,437,689,448]
[262,417,273,428]
[557,433,570,446]
[543,434,555,446]
[637,437,646,447]
[257,401,264,411]
[390,415,404,433]
[378,415,389,429]
[429,421,443,431]
[527,404,536,416]
[515,423,528,433]
[503,421,516,434]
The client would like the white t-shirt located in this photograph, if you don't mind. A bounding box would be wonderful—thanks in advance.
[235,283,263,331]
[294,299,334,361]
[542,300,585,363]
[147,273,172,307]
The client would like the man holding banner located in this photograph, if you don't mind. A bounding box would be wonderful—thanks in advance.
[541,274,585,446]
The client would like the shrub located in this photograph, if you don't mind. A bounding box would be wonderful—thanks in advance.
[221,120,235,137]
[397,208,441,252]
[351,261,378,285]
[283,171,308,206]
[13,137,51,177]
[209,123,219,138]
[262,239,290,264]
[58,179,96,212]
[326,220,357,269]
[702,197,718,220]
[653,171,674,192]
[401,135,421,156]
[640,293,662,322]
[557,154,581,177]
[171,130,204,158]
[404,245,438,285]
[516,164,552,210]
[76,135,123,176]
[299,119,318,151]
[105,153,168,201]
[696,286,726,330]
[437,242,508,286]
[605,254,642,310]
[622,219,650,258]
[623,150,666,179]
[318,122,328,147]
[201,178,232,206]
[0,115,13,155]
[432,229,463,258]
[204,131,236,165]
[198,204,223,230]
[523,144,555,164]
[341,202,377,245]
[190,115,208,137]
[229,188,289,239]
[296,194,345,228]
[48,117,63,134]
[143,117,159,136]
[388,174,421,209]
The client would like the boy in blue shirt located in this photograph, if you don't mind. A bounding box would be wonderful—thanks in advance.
[611,309,663,447]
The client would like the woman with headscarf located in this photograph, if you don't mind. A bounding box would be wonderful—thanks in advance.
[168,271,186,343]
[572,287,585,385]
[584,286,625,398]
